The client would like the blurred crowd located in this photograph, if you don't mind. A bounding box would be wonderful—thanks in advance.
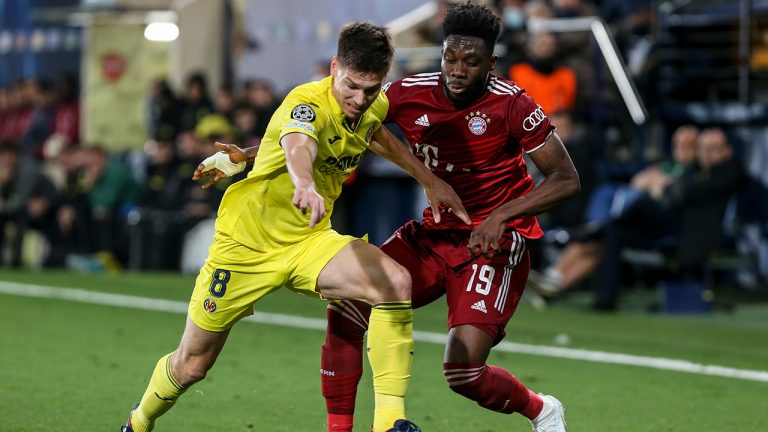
[0,73,279,271]
[0,0,763,309]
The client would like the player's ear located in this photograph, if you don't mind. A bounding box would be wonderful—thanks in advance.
[489,55,498,71]
[330,57,339,76]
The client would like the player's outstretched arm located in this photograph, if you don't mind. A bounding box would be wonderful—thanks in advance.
[369,126,470,225]
[192,142,259,189]
[468,132,580,259]
[281,132,325,228]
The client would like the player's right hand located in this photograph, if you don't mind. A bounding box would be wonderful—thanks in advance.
[424,178,471,225]
[193,142,247,189]
[292,185,325,228]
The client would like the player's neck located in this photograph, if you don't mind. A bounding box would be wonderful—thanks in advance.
[343,116,360,131]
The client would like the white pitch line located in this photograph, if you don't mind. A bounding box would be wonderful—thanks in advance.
[2,281,767,383]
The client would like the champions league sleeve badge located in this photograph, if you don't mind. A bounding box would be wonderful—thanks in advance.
[291,104,316,122]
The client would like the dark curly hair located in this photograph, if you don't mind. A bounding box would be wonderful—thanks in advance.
[443,2,501,56]
[337,22,394,75]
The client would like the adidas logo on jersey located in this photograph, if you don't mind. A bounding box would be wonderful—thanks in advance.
[471,300,487,314]
[415,114,430,127]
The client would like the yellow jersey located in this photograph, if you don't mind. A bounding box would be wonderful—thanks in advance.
[215,76,388,249]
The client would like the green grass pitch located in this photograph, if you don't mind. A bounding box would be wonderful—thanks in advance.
[0,270,766,431]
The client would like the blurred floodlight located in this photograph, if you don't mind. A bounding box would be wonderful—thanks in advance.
[144,22,178,42]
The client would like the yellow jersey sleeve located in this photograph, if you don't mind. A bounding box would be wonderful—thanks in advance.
[276,86,328,144]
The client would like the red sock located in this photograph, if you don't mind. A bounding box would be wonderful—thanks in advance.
[444,362,539,418]
[521,390,544,420]
[327,413,354,431]
[322,301,370,431]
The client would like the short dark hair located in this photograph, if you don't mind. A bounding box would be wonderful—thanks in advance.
[443,2,501,56]
[337,22,394,75]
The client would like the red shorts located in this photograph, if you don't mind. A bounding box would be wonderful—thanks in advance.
[381,220,530,344]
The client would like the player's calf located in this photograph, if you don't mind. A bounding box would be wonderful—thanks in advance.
[443,362,543,418]
[322,301,370,431]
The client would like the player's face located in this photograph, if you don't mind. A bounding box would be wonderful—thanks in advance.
[330,57,385,121]
[441,35,497,107]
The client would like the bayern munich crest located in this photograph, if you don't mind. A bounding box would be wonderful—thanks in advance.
[466,111,490,135]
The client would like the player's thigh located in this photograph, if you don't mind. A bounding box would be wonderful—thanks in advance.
[311,235,410,303]
[447,232,530,344]
[188,233,285,332]
[381,221,446,309]
[288,229,365,299]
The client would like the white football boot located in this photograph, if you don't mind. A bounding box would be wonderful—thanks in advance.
[530,394,567,432]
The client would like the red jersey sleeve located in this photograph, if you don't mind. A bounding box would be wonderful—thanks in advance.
[383,80,402,123]
[508,91,554,153]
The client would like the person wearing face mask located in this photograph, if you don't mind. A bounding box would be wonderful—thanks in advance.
[497,0,528,69]
[508,32,577,115]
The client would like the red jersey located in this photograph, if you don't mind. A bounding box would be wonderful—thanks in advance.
[384,72,553,239]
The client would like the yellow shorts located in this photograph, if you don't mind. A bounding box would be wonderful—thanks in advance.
[188,229,363,332]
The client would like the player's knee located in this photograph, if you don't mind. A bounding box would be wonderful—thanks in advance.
[174,355,212,386]
[443,362,484,399]
[180,363,209,385]
[387,264,412,301]
[366,264,411,304]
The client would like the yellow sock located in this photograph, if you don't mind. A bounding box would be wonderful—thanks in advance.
[367,301,413,432]
[131,353,187,432]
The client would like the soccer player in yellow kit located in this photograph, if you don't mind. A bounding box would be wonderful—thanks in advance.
[120,22,469,432]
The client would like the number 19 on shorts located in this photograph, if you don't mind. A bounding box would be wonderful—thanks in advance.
[466,264,495,295]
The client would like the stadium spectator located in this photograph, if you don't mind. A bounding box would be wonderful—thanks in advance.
[0,81,34,145]
[528,124,700,298]
[50,74,80,146]
[132,115,237,269]
[178,114,238,221]
[18,79,56,159]
[79,145,140,267]
[496,0,530,69]
[529,127,743,311]
[177,72,214,132]
[146,79,180,142]
[232,101,261,147]
[128,139,184,270]
[539,110,596,230]
[53,145,93,263]
[213,83,236,122]
[0,140,59,267]
[508,32,578,115]
[310,58,332,82]
[243,79,279,137]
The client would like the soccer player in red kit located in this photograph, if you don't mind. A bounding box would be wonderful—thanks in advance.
[320,4,579,432]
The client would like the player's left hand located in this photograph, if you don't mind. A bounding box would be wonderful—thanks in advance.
[424,178,471,225]
[193,142,247,189]
[468,213,506,259]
